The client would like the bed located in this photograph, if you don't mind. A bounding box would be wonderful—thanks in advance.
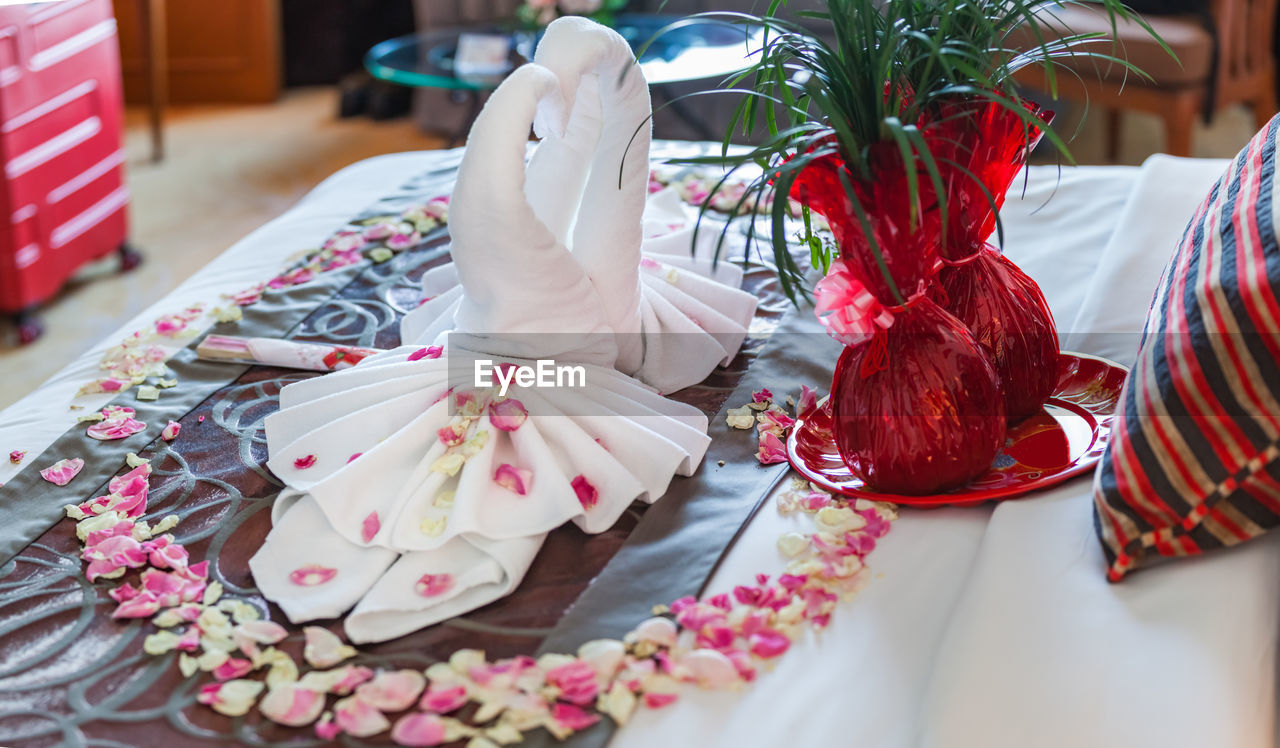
[2,144,1275,748]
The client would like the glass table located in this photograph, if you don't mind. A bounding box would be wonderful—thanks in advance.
[365,14,764,146]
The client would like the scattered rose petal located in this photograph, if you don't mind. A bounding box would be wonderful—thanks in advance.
[197,680,264,717]
[40,458,84,486]
[550,702,599,733]
[493,463,531,495]
[391,712,447,747]
[752,388,773,404]
[369,247,394,263]
[756,430,788,464]
[419,685,468,714]
[294,454,316,470]
[632,617,678,648]
[333,695,391,737]
[725,405,755,430]
[213,658,254,681]
[161,421,181,441]
[8,450,25,464]
[87,412,146,441]
[356,669,426,711]
[260,683,325,726]
[304,626,356,668]
[289,565,337,586]
[681,649,739,688]
[747,629,791,659]
[488,398,527,431]
[408,345,444,362]
[347,452,362,463]
[571,475,598,510]
[546,660,599,706]
[415,573,453,598]
[361,512,380,543]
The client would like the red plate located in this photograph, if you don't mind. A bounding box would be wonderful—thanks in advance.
[787,352,1129,507]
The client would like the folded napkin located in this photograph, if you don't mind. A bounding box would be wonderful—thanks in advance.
[250,20,741,643]
[400,17,756,395]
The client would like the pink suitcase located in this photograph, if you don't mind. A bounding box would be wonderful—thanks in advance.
[0,0,136,343]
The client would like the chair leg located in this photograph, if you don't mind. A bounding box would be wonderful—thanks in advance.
[1163,96,1198,158]
[1105,109,1122,162]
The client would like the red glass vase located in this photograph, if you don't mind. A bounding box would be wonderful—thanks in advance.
[924,98,1061,421]
[830,298,1006,495]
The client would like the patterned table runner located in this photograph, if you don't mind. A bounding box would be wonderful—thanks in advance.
[0,153,826,747]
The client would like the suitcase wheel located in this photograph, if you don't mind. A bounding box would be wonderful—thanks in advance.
[118,243,142,273]
[14,311,42,345]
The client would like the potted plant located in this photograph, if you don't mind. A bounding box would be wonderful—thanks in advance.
[657,0,1165,494]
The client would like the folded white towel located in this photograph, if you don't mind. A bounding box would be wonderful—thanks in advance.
[250,19,743,643]
[399,18,757,395]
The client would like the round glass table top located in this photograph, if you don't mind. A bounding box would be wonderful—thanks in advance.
[365,14,762,91]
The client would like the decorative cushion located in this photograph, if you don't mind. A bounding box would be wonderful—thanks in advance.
[1094,115,1280,581]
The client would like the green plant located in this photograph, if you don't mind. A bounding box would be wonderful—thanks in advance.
[640,0,1169,303]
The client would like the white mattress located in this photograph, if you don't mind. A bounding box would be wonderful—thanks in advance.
[4,149,1272,748]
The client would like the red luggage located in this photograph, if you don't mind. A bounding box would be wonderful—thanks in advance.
[0,0,134,343]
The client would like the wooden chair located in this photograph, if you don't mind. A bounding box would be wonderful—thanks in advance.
[1015,0,1279,158]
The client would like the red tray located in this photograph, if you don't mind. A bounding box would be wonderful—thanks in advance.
[787,352,1129,507]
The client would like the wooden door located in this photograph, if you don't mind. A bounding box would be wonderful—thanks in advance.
[113,0,281,103]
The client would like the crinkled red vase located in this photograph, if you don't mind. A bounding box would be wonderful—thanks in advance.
[791,141,939,305]
[924,98,1061,421]
[933,248,1059,421]
[830,298,1005,495]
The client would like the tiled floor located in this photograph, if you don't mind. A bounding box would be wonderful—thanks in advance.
[0,88,1264,412]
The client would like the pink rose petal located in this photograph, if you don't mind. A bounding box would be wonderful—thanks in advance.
[747,628,791,659]
[493,463,531,496]
[414,573,453,598]
[551,702,600,731]
[418,685,467,713]
[112,591,161,619]
[161,420,181,442]
[571,475,598,510]
[294,454,316,470]
[213,658,254,681]
[361,512,380,543]
[796,385,818,419]
[756,431,788,465]
[644,692,679,709]
[260,683,325,727]
[488,398,528,431]
[315,713,342,740]
[355,669,425,712]
[87,413,146,441]
[9,449,25,464]
[391,712,447,747]
[752,388,773,404]
[333,695,391,738]
[40,458,84,486]
[546,660,599,706]
[347,452,362,463]
[289,565,337,586]
[407,345,443,362]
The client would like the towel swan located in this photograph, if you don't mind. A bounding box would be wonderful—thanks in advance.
[249,19,754,643]
[401,17,757,395]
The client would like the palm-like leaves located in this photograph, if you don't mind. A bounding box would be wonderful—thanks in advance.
[649,0,1169,303]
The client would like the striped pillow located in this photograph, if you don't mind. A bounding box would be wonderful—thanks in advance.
[1094,117,1280,582]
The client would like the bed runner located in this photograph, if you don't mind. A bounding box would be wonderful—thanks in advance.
[0,156,824,747]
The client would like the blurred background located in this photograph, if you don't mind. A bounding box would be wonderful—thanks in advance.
[0,0,1271,410]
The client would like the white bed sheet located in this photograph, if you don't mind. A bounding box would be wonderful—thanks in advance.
[3,148,1270,748]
